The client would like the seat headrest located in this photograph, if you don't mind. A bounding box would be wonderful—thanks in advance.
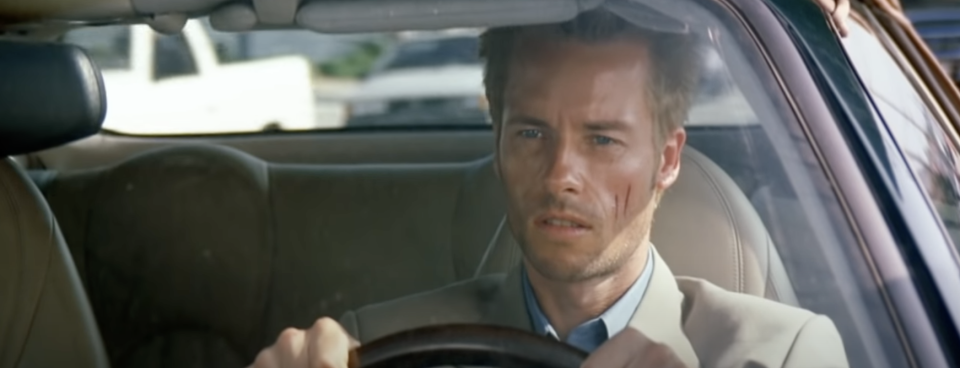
[0,40,106,156]
[651,148,777,297]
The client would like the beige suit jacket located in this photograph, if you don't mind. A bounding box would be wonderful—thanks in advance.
[339,248,849,368]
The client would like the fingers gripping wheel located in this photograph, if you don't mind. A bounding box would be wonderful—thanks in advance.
[357,324,587,368]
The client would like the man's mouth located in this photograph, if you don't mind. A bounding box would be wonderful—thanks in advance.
[542,218,587,228]
[534,213,592,236]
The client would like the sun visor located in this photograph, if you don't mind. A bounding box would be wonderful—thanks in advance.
[0,41,105,156]
[291,0,699,34]
[602,0,691,34]
[295,0,583,33]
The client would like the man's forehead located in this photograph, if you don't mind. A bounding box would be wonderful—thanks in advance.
[510,25,654,48]
[506,33,651,80]
[500,30,654,128]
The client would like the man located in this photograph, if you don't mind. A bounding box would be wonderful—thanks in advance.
[251,1,852,367]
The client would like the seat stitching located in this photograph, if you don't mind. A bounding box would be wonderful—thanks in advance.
[17,223,56,366]
[254,163,278,360]
[474,216,507,279]
[765,235,780,300]
[686,154,743,293]
[0,163,27,364]
[1,161,53,366]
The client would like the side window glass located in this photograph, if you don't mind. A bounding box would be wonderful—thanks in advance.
[841,20,960,250]
[154,33,198,80]
[62,25,131,70]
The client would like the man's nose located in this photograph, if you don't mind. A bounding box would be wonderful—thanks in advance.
[544,140,584,195]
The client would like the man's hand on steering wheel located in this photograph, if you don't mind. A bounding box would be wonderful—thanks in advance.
[248,318,688,368]
[249,317,359,368]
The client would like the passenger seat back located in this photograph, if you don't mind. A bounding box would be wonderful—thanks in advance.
[43,145,506,367]
[0,160,110,368]
[75,145,271,367]
[0,40,109,368]
[264,157,505,344]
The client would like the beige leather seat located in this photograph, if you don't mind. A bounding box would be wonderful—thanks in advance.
[0,41,110,367]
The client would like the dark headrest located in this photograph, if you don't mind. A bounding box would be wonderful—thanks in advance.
[0,40,106,156]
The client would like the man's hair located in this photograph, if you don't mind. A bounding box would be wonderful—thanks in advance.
[480,8,702,145]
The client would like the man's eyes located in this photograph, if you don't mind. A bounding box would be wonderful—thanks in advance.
[518,129,542,139]
[592,135,615,145]
[515,130,618,146]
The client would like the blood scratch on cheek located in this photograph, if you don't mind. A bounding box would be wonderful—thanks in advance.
[614,194,620,222]
[623,185,632,218]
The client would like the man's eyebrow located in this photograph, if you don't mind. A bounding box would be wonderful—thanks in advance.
[505,116,550,127]
[583,120,630,131]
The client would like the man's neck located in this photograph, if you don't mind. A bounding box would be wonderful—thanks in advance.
[524,245,650,340]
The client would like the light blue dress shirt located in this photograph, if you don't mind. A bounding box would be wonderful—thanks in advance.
[522,247,654,353]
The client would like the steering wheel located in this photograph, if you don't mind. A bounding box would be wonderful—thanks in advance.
[357,324,588,368]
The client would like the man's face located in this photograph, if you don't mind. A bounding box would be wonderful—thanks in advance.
[496,31,685,282]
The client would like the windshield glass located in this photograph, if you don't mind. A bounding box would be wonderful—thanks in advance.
[62,23,488,134]
[378,34,481,72]
[56,1,910,367]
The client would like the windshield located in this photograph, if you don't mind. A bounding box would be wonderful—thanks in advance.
[54,1,910,367]
[378,35,481,72]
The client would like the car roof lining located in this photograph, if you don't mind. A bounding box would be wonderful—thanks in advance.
[0,0,907,36]
[0,0,714,35]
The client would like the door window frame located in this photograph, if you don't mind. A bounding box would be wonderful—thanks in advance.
[852,4,960,262]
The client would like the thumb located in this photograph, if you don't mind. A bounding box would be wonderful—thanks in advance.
[832,0,851,37]
[347,337,361,368]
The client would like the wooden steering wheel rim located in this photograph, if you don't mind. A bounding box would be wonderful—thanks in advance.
[357,324,588,368]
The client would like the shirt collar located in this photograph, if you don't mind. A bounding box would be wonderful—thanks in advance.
[522,246,655,352]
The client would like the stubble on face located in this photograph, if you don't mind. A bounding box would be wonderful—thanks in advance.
[518,190,659,283]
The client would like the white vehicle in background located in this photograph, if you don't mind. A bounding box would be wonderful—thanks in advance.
[64,20,322,135]
[342,29,739,129]
[345,30,490,127]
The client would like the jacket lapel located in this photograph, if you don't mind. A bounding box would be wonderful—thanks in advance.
[629,248,699,367]
[478,247,699,368]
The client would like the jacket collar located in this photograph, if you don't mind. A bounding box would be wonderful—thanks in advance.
[627,247,699,367]
[479,247,699,367]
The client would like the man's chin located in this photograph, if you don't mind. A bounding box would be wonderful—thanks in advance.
[534,268,596,283]
[523,252,606,283]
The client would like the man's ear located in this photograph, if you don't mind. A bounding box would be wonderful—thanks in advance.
[655,127,686,191]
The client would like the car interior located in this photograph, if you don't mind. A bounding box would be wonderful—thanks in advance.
[0,39,111,368]
[1,3,890,368]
